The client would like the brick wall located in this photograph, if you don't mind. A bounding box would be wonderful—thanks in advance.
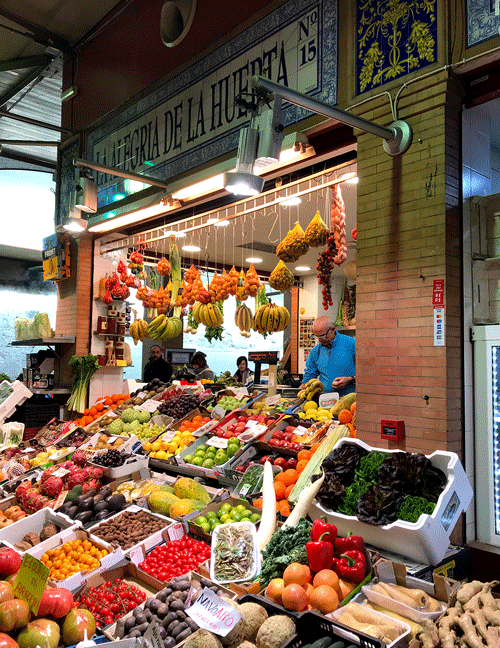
[352,71,463,458]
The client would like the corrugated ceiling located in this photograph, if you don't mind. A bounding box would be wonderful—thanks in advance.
[0,0,129,172]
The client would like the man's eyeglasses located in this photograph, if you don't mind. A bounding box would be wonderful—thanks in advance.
[314,327,333,340]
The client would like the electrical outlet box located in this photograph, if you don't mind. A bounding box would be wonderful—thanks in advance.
[381,419,405,441]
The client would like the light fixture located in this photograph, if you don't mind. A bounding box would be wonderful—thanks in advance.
[63,216,87,232]
[344,176,359,184]
[182,244,201,252]
[279,196,301,206]
[74,177,97,213]
[215,219,229,227]
[205,217,219,225]
[88,194,180,233]
[295,265,311,271]
[223,171,264,196]
[172,175,224,201]
[245,257,263,263]
[61,85,78,102]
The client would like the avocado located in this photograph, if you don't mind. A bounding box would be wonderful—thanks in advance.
[94,509,110,521]
[94,501,109,514]
[74,511,93,524]
[65,485,83,502]
[76,499,94,513]
[106,493,126,512]
[66,505,79,519]
[94,487,112,504]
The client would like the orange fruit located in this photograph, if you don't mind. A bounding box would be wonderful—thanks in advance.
[338,579,355,601]
[285,484,294,499]
[274,481,286,500]
[253,498,263,509]
[275,472,287,484]
[338,409,352,424]
[277,500,291,517]
[281,584,308,612]
[303,582,314,601]
[309,585,339,614]
[350,402,356,414]
[296,460,308,473]
[266,578,285,605]
[312,569,340,594]
[297,449,312,462]
[282,469,299,487]
[283,562,312,587]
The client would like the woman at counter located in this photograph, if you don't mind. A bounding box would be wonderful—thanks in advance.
[190,351,215,381]
[233,356,254,384]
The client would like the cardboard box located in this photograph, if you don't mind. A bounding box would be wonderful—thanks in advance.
[175,434,242,478]
[28,527,124,592]
[187,496,261,542]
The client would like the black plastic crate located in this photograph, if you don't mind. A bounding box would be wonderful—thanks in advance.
[287,611,384,648]
[237,592,302,619]
[12,398,61,427]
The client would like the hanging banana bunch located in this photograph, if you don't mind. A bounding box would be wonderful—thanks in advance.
[129,309,149,345]
[235,303,253,338]
[253,302,290,334]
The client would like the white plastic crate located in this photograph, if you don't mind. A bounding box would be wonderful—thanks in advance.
[0,507,78,556]
[309,438,473,565]
[0,381,32,424]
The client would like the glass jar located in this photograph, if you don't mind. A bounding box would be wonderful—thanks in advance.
[97,316,108,334]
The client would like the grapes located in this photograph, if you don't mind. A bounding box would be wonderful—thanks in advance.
[317,233,337,310]
[158,393,200,419]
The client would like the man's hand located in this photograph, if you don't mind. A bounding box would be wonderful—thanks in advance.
[332,376,353,390]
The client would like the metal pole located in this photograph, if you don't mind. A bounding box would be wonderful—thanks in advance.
[0,109,74,135]
[0,140,60,146]
[74,157,170,189]
[252,75,412,156]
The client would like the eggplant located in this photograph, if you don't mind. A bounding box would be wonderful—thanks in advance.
[106,493,126,512]
[94,501,109,513]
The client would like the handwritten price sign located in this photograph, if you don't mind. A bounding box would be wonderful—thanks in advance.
[13,554,50,614]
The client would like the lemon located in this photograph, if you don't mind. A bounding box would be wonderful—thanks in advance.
[151,441,161,452]
[303,401,318,412]
[157,450,168,460]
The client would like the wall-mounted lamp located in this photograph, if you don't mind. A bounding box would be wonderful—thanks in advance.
[88,194,180,233]
[63,215,87,233]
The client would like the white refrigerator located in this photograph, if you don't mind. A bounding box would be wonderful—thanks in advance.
[472,324,500,546]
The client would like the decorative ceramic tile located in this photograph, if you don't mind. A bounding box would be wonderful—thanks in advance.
[86,0,338,219]
[356,0,437,95]
[466,0,500,48]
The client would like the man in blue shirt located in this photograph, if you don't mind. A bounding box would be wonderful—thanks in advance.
[300,316,356,398]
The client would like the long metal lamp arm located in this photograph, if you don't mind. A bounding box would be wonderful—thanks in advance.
[252,75,412,156]
[74,157,170,189]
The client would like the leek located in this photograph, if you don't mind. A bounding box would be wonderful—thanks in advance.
[66,354,100,413]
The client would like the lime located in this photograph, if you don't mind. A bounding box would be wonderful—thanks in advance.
[219,502,232,514]
[195,449,206,457]
[201,522,211,534]
[235,504,248,514]
[230,511,242,522]
[206,511,217,520]
[196,515,208,526]
[202,458,215,468]
[210,520,220,531]
[226,445,238,458]
[197,445,208,452]
[219,513,231,523]
[206,447,216,456]
[250,513,261,523]
[184,454,194,464]
[191,456,203,466]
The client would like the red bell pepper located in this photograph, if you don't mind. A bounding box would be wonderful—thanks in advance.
[333,550,366,583]
[334,532,365,554]
[306,532,334,572]
[310,516,337,543]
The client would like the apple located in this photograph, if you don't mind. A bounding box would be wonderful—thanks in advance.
[0,600,29,633]
[0,583,13,604]
[257,415,267,423]
[0,633,18,648]
[3,574,17,587]
[248,415,258,420]
[222,430,233,439]
[62,609,96,646]
[237,416,247,423]
[289,442,302,452]
[227,425,236,433]
[0,550,20,577]
[259,455,271,465]
[17,619,60,648]
[273,457,287,468]
[272,431,285,440]
[284,425,296,435]
[37,588,73,619]
[234,424,246,435]
[235,465,246,473]
[285,458,298,470]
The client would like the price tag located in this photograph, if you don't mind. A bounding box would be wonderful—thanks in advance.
[238,424,267,443]
[185,585,196,608]
[21,448,33,453]
[137,391,147,399]
[129,545,145,566]
[144,619,164,648]
[293,425,308,436]
[51,490,68,510]
[186,589,242,637]
[53,467,70,478]
[318,392,339,409]
[234,388,248,399]
[265,394,281,406]
[161,429,177,443]
[13,554,50,614]
[207,437,228,448]
[245,419,258,428]
[116,359,127,367]
[211,405,225,420]
[168,522,185,541]
[194,420,218,437]
[138,399,159,413]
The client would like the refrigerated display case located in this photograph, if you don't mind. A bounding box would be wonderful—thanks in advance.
[472,324,500,546]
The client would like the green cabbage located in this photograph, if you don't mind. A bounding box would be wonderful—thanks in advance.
[34,312,52,339]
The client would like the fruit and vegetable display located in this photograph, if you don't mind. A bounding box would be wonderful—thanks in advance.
[183,438,242,468]
[58,487,128,525]
[194,501,260,535]
[158,392,201,419]
[40,536,109,580]
[11,523,60,552]
[77,577,148,628]
[90,509,169,550]
[207,395,249,413]
[138,536,211,581]
[316,443,447,525]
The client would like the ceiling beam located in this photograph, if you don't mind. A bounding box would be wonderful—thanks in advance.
[0,149,56,170]
[0,6,70,52]
[0,65,46,105]
[0,140,60,146]
[0,109,74,135]
[0,54,51,72]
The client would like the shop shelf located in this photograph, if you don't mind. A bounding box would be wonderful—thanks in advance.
[10,337,76,346]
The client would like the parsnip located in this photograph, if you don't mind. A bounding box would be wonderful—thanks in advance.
[337,611,384,641]
[363,602,422,639]
[342,602,405,642]
[373,582,420,608]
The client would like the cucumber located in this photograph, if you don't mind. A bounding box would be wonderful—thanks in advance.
[310,638,335,648]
